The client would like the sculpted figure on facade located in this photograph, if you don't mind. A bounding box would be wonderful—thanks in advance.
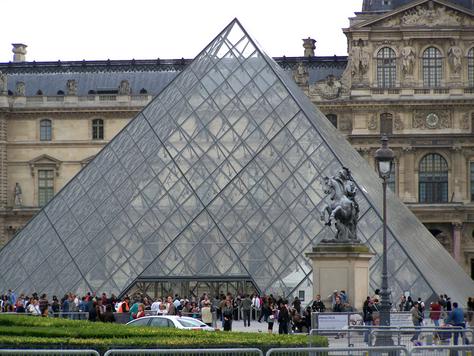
[293,62,308,86]
[14,183,23,207]
[400,45,416,76]
[67,79,77,96]
[448,46,462,74]
[118,80,131,95]
[320,167,359,242]
[350,44,370,78]
[0,72,7,94]
[313,74,341,100]
[15,82,25,96]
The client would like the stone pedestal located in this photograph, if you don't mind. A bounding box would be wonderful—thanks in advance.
[306,243,374,311]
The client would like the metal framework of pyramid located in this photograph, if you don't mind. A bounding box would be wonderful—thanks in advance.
[1,19,473,302]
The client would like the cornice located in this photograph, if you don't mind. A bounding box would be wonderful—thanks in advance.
[7,141,108,148]
[6,109,138,118]
[0,56,348,75]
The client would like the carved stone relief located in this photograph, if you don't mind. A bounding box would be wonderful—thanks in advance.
[339,116,352,131]
[393,114,404,130]
[461,113,470,130]
[401,3,466,27]
[413,111,452,129]
[376,3,471,27]
[312,75,342,100]
[368,114,378,130]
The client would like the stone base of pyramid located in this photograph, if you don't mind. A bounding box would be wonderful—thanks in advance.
[306,243,374,311]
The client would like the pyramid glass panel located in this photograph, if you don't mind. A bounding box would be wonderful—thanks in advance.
[1,19,473,302]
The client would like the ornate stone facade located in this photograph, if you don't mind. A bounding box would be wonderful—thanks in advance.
[1,0,474,280]
[308,0,474,277]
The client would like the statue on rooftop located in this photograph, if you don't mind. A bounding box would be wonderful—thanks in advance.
[67,79,77,96]
[0,72,7,95]
[320,166,360,243]
[118,80,131,95]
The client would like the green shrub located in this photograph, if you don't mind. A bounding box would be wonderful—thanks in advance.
[0,315,327,351]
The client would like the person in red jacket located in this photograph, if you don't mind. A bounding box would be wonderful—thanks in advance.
[430,300,442,327]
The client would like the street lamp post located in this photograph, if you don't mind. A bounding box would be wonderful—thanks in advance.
[374,135,394,345]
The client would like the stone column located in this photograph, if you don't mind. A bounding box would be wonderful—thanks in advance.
[452,222,463,263]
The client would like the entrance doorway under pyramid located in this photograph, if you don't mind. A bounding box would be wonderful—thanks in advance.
[0,19,473,302]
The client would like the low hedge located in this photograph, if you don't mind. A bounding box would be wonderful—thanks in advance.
[0,315,327,351]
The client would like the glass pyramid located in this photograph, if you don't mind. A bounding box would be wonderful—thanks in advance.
[1,19,473,302]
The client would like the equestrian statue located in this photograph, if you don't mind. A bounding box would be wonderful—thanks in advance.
[320,166,360,242]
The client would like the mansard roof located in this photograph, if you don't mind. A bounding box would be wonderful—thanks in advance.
[0,56,347,97]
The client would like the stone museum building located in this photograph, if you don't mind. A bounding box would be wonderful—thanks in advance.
[0,0,474,299]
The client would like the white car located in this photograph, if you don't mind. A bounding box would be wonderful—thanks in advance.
[126,315,215,331]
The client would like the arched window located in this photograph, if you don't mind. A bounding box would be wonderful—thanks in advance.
[139,88,148,94]
[422,47,443,87]
[92,119,104,140]
[40,119,52,141]
[419,153,448,203]
[380,113,393,135]
[36,90,43,96]
[468,48,474,87]
[326,114,337,128]
[376,47,396,88]
[57,90,65,95]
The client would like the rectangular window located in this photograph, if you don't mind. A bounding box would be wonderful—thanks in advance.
[387,164,396,193]
[471,162,474,201]
[298,290,305,301]
[92,119,104,140]
[38,170,54,206]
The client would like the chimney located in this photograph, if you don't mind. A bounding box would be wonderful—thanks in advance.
[12,43,27,62]
[302,38,316,57]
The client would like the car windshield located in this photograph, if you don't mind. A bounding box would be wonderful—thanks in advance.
[177,318,205,327]
[128,318,149,326]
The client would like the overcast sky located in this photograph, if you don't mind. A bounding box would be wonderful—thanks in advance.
[2,0,361,62]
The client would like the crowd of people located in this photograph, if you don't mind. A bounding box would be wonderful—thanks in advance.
[0,289,312,334]
[2,287,474,338]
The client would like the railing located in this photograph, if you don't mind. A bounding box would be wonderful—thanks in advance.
[104,349,264,356]
[4,347,474,356]
[46,96,65,102]
[268,347,409,356]
[414,89,430,94]
[311,326,474,351]
[0,351,99,356]
[98,95,117,101]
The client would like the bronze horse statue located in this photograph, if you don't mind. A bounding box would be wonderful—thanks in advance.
[320,175,359,242]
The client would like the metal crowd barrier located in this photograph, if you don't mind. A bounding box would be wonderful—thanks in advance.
[370,327,473,349]
[310,327,473,350]
[50,312,89,320]
[267,346,409,356]
[410,345,474,356]
[310,328,373,347]
[0,350,99,356]
[104,349,263,356]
